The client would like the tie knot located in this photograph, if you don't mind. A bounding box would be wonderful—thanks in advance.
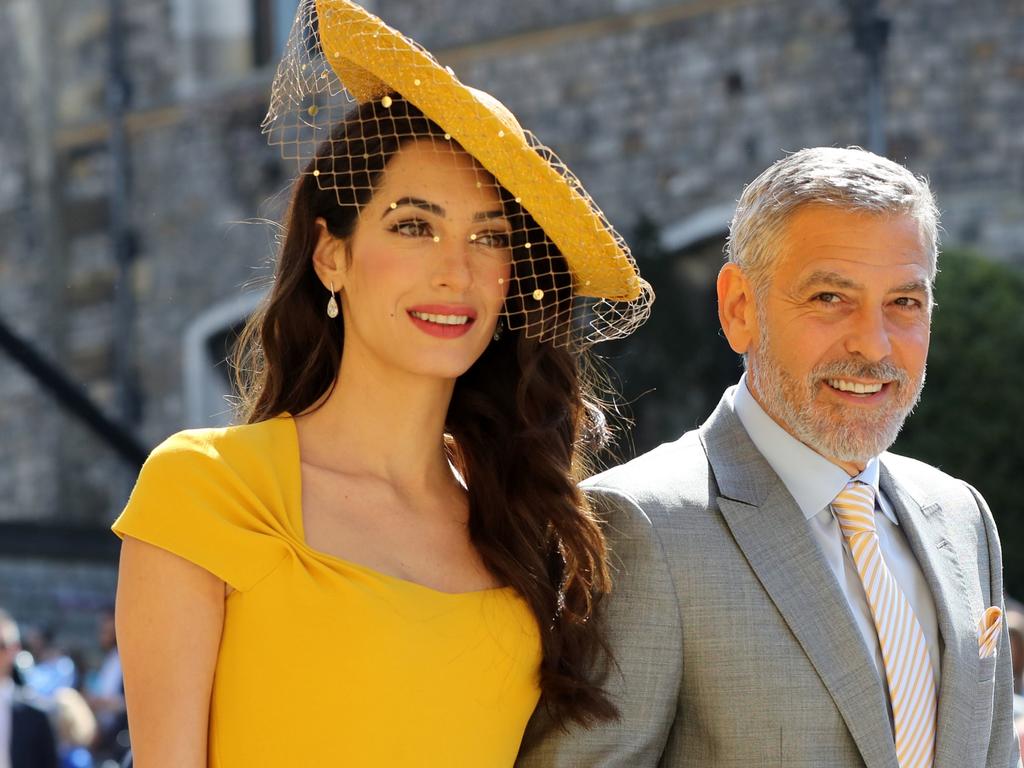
[832,481,877,539]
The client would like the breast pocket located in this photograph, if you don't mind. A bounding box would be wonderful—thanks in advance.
[978,651,997,683]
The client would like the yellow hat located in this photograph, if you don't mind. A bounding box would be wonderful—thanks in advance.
[263,0,653,344]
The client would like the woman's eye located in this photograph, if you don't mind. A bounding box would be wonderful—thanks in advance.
[473,231,511,249]
[390,219,432,238]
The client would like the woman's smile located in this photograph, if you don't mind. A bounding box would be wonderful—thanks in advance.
[407,304,478,338]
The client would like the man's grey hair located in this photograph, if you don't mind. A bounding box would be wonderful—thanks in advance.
[726,146,940,298]
[0,608,19,648]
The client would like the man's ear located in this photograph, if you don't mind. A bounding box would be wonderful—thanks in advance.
[311,218,347,292]
[717,263,758,355]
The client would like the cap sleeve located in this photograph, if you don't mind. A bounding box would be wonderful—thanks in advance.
[112,428,290,592]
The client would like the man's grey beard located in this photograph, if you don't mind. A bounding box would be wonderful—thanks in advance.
[748,326,925,464]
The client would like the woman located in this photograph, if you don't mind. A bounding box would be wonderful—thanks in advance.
[113,1,652,766]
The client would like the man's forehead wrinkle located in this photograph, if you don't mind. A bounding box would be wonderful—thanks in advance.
[785,249,932,271]
[786,233,922,255]
[794,270,861,292]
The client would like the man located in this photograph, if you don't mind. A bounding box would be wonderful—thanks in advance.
[1007,599,1024,753]
[1005,597,1024,695]
[0,608,57,768]
[518,147,1020,767]
[22,625,77,698]
[85,608,126,764]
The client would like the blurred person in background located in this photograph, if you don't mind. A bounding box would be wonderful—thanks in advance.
[22,626,77,699]
[1005,597,1024,695]
[83,610,125,765]
[0,607,58,768]
[1007,598,1024,753]
[19,624,95,767]
[51,688,96,768]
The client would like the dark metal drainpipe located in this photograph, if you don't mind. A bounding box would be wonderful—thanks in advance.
[107,0,141,427]
[846,0,891,156]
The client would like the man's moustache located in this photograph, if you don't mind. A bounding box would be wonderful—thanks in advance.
[811,359,911,387]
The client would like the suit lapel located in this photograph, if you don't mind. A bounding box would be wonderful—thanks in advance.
[702,393,899,768]
[879,463,976,768]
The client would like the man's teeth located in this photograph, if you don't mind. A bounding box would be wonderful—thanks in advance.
[410,311,471,325]
[827,378,884,394]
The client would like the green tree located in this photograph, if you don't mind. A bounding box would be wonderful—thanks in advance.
[893,249,1024,598]
[599,217,739,459]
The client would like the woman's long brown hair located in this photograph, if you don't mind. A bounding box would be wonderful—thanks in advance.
[233,97,617,726]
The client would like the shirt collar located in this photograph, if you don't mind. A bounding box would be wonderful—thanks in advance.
[733,375,897,524]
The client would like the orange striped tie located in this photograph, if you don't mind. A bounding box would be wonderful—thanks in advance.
[832,482,936,768]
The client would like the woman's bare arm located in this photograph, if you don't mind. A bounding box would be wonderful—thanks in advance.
[116,536,225,768]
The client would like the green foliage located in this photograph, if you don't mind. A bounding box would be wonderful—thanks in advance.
[599,217,740,459]
[893,249,1024,598]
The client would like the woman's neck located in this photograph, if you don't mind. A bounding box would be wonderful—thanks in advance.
[295,347,457,493]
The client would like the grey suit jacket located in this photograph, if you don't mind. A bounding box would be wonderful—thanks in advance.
[518,388,1020,768]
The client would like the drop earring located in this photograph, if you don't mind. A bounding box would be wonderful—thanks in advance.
[326,281,339,318]
[492,318,504,342]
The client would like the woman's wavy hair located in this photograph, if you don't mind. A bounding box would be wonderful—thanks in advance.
[233,96,617,726]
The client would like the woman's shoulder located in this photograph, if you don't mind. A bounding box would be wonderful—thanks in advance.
[114,414,297,591]
[150,415,293,471]
[137,414,298,523]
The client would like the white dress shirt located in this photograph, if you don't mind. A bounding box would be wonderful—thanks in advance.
[0,677,13,768]
[733,376,942,698]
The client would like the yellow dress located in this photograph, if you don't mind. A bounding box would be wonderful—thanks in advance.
[112,414,542,767]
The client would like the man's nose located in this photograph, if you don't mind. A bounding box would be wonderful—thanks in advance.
[844,306,893,362]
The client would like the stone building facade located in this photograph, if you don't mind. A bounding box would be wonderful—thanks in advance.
[0,0,1021,632]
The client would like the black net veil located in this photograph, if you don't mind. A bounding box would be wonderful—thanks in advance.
[261,0,653,347]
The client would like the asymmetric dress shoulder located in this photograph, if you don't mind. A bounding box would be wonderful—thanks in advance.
[112,414,542,767]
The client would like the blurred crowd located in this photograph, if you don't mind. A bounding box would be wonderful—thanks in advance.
[1,606,127,768]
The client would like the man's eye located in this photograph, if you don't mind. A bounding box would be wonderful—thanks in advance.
[391,219,432,238]
[813,292,841,304]
[473,231,511,249]
[894,296,923,309]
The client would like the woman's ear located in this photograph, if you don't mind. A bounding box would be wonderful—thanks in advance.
[311,217,347,292]
[716,263,757,355]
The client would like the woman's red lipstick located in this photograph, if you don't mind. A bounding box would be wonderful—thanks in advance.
[407,305,478,339]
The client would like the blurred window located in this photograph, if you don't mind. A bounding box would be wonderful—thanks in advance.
[174,0,300,85]
[183,292,266,428]
[253,0,302,69]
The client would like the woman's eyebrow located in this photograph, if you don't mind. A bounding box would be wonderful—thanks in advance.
[381,197,508,224]
[381,197,445,218]
[473,209,508,222]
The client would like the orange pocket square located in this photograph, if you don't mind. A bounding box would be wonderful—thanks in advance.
[978,606,1003,659]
